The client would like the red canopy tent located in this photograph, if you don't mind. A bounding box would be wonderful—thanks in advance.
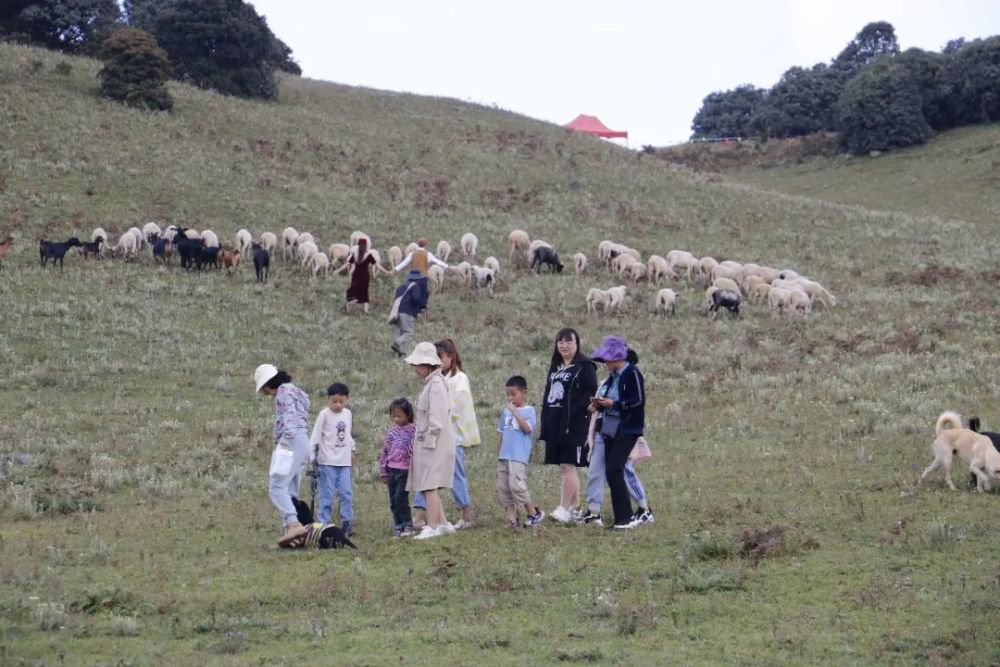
[564,114,628,140]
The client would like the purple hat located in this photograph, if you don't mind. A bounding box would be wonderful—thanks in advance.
[590,335,628,362]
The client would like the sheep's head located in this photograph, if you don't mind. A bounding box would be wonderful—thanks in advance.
[67,237,82,247]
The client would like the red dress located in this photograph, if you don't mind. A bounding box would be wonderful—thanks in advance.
[346,252,376,304]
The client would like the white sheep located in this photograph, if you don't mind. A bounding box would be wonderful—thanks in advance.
[794,277,837,308]
[606,285,629,313]
[654,288,677,315]
[712,277,741,295]
[142,222,162,242]
[281,227,299,260]
[127,226,145,249]
[612,253,638,279]
[200,229,219,249]
[574,252,588,275]
[112,232,138,260]
[699,256,719,283]
[768,286,793,316]
[788,288,812,316]
[740,263,779,287]
[451,261,473,286]
[627,262,648,285]
[428,264,445,292]
[91,227,108,244]
[309,252,330,278]
[508,230,530,263]
[297,241,319,267]
[586,288,610,314]
[297,232,315,249]
[623,247,642,261]
[750,282,771,305]
[183,228,201,240]
[666,250,701,282]
[598,240,615,267]
[529,239,552,256]
[461,232,478,261]
[647,255,675,284]
[387,245,403,268]
[711,263,742,283]
[260,232,277,254]
[328,243,350,267]
[777,269,800,281]
[235,229,253,257]
[484,256,500,279]
[436,240,452,262]
[471,266,496,295]
[367,248,383,278]
[744,275,767,294]
[718,260,742,272]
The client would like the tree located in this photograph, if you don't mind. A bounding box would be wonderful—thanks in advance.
[833,21,900,79]
[690,84,766,139]
[942,36,1000,126]
[894,48,952,130]
[836,57,932,155]
[98,27,172,111]
[750,64,844,138]
[6,0,120,53]
[272,36,302,76]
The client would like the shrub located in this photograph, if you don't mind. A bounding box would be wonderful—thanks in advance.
[98,27,172,112]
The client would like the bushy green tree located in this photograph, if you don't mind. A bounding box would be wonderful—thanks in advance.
[836,58,931,154]
[833,21,899,79]
[750,64,844,138]
[690,85,766,139]
[943,36,1000,125]
[98,27,172,111]
[3,0,120,53]
[894,48,952,130]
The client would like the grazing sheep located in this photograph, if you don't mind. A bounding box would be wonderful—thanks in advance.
[647,255,675,284]
[708,289,741,318]
[788,289,812,316]
[712,263,742,283]
[740,263,779,287]
[698,256,719,284]
[328,243,350,267]
[529,239,552,256]
[718,260,742,272]
[428,264,445,292]
[387,245,403,268]
[281,227,299,260]
[508,230,530,263]
[127,226,145,249]
[471,266,496,295]
[623,247,642,261]
[163,225,179,242]
[142,222,162,242]
[654,288,677,315]
[712,277,741,295]
[777,269,800,281]
[252,242,270,283]
[744,275,766,294]
[484,256,500,279]
[260,232,277,254]
[574,252,588,274]
[81,237,103,260]
[91,227,108,244]
[111,232,138,261]
[173,232,205,270]
[151,236,171,264]
[606,285,629,313]
[586,288,610,314]
[612,253,638,278]
[200,229,220,249]
[770,278,809,296]
[235,229,253,257]
[461,232,478,261]
[219,248,242,275]
[297,241,318,267]
[794,277,837,308]
[750,282,771,306]
[297,232,315,249]
[531,246,563,273]
[39,237,83,269]
[627,262,648,284]
[666,250,701,282]
[0,236,13,270]
[767,286,793,316]
[309,252,330,278]
[450,261,473,286]
[598,240,615,267]
[436,240,452,262]
[349,231,371,246]
[200,245,220,270]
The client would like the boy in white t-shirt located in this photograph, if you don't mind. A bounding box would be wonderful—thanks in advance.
[310,383,356,535]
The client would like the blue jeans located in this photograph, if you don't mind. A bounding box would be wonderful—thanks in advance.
[586,433,647,512]
[268,432,312,528]
[414,445,471,510]
[317,465,353,524]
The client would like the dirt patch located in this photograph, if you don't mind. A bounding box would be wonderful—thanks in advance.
[738,523,818,566]
[885,265,968,286]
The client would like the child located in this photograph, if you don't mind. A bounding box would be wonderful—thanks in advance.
[496,375,544,528]
[379,397,416,537]
[310,383,356,535]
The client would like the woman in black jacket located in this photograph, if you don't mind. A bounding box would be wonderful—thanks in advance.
[589,335,646,530]
[540,328,598,523]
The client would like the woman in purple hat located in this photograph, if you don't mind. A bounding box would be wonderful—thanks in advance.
[587,335,646,530]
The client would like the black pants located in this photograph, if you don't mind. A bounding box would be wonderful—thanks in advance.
[604,434,638,526]
[387,468,412,528]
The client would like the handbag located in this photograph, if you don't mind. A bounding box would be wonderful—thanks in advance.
[387,282,416,324]
[629,436,652,462]
[599,413,621,439]
[269,445,294,477]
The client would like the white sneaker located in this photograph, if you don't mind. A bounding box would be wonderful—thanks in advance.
[454,518,475,530]
[550,506,573,523]
[413,525,441,540]
[438,522,456,535]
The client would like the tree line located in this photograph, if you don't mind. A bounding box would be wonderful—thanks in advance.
[690,22,1000,154]
[1,0,301,111]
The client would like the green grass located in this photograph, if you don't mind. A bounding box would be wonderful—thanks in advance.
[2,43,1000,665]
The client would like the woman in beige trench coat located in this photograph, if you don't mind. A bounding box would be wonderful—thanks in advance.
[405,342,457,540]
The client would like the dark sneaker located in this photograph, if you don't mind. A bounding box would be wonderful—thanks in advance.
[578,511,603,527]
[525,510,546,527]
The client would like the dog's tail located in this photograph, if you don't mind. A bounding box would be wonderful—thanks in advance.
[969,416,982,433]
[936,411,963,435]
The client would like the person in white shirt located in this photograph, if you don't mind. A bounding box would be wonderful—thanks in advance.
[310,383,357,535]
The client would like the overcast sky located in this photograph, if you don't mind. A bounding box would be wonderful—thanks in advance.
[250,1,1000,148]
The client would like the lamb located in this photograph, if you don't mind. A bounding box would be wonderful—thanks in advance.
[309,252,330,278]
[666,250,701,282]
[586,288,610,314]
[142,222,162,242]
[200,229,220,249]
[39,237,83,269]
[647,255,675,284]
[461,232,478,261]
[436,240,452,263]
[605,285,629,313]
[708,289,741,318]
[281,227,299,261]
[712,277,741,295]
[252,242,270,283]
[235,229,253,257]
[507,230,530,263]
[219,248,242,275]
[259,232,277,254]
[531,246,563,273]
[654,288,677,315]
[428,264,445,292]
[387,245,403,268]
[484,256,501,279]
[328,243,350,267]
[110,232,138,261]
[574,252,588,274]
[297,241,319,267]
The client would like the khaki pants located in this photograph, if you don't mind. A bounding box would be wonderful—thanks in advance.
[496,460,532,508]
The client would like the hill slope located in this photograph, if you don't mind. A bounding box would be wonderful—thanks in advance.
[2,44,1000,665]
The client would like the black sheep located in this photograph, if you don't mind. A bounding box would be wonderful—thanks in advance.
[81,237,103,260]
[201,245,220,270]
[708,289,741,318]
[173,235,204,270]
[39,237,82,269]
[252,242,270,283]
[531,246,564,273]
[151,235,171,263]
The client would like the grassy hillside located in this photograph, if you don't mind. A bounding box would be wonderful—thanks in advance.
[2,43,1000,666]
[726,124,1000,223]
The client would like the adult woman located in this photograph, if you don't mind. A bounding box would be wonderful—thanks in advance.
[336,238,390,314]
[405,342,457,540]
[588,336,646,530]
[413,338,481,528]
[255,364,312,547]
[539,328,597,523]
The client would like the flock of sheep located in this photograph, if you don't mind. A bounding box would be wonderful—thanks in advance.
[65,223,836,319]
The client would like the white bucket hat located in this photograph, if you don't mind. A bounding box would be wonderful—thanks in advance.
[254,363,279,393]
[404,342,441,367]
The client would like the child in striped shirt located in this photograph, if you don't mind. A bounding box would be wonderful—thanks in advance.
[379,397,416,537]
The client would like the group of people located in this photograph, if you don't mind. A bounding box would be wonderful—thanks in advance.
[254,329,651,547]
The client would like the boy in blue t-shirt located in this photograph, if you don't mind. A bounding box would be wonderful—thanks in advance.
[496,375,544,528]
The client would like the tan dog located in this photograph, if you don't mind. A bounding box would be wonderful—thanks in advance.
[919,411,1000,491]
